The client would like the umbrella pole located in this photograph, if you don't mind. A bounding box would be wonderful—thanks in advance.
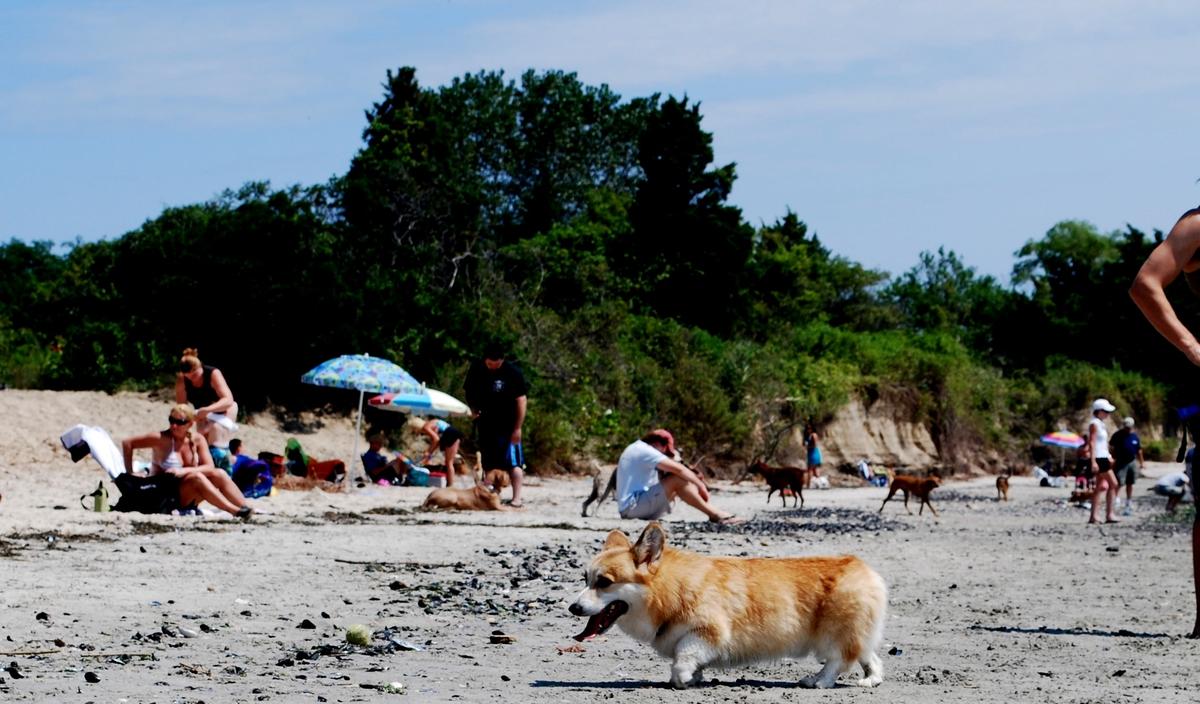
[352,389,365,485]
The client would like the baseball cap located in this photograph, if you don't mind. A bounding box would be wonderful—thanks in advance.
[1123,417,1135,428]
[647,428,676,457]
[1092,398,1116,413]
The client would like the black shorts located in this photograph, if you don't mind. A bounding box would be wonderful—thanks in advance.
[438,425,464,450]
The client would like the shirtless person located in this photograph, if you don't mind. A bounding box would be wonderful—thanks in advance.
[1129,204,1200,638]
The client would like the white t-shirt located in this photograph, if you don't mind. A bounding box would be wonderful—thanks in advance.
[1088,417,1110,460]
[1156,471,1190,490]
[616,440,667,513]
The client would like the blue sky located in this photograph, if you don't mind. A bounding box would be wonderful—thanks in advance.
[2,1,1199,281]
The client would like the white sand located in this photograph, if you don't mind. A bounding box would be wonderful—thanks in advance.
[0,389,1196,702]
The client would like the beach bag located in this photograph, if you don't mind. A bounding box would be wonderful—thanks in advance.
[233,459,273,499]
[112,472,180,514]
[407,466,431,487]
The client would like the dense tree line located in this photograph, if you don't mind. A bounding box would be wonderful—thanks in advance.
[0,67,1187,471]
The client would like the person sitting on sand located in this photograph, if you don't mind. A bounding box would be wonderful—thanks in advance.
[418,418,463,486]
[614,429,746,525]
[175,348,238,472]
[361,434,410,486]
[120,403,252,518]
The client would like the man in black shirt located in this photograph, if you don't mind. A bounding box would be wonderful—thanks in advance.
[465,342,530,507]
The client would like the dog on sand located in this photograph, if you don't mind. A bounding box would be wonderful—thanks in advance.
[996,471,1011,502]
[481,468,511,493]
[422,483,510,511]
[568,522,887,689]
[879,470,941,517]
[744,459,806,508]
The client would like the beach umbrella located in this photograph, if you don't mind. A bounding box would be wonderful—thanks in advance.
[368,388,470,417]
[300,353,424,479]
[1040,431,1085,449]
[1040,430,1086,472]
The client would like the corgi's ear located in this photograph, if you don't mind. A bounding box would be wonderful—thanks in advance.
[632,522,666,566]
[603,530,631,550]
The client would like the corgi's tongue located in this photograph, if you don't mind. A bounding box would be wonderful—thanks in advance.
[572,601,629,642]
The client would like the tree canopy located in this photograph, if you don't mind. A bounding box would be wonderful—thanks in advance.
[0,67,1183,470]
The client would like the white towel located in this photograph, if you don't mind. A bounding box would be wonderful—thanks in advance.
[207,413,238,431]
[59,424,127,479]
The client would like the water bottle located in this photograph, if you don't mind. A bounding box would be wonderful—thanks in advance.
[80,481,109,512]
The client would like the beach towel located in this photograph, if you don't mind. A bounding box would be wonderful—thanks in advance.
[60,424,127,479]
[207,412,238,431]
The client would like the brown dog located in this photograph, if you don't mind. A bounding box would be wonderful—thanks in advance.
[745,459,806,508]
[481,468,511,493]
[879,470,941,517]
[422,484,511,511]
[996,471,1010,502]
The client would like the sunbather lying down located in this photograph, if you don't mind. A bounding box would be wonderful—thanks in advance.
[119,403,252,519]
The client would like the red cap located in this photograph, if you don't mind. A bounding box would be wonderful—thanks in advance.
[648,428,675,456]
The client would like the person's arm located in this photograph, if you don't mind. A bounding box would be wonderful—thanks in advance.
[122,432,161,474]
[1137,445,1145,469]
[511,395,527,443]
[1130,212,1200,365]
[1088,423,1099,472]
[656,457,710,501]
[174,374,188,404]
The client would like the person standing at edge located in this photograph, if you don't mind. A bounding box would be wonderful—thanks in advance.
[465,342,529,507]
[1129,203,1200,638]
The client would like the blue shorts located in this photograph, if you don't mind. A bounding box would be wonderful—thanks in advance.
[210,446,232,473]
[619,484,672,520]
[807,448,822,467]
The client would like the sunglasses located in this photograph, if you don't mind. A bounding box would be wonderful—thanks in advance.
[168,416,190,426]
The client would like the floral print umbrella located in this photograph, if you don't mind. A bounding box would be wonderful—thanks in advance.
[300,354,425,479]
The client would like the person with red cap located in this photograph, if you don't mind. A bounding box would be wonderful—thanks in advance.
[613,429,746,524]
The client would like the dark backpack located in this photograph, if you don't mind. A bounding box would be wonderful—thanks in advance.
[112,472,181,514]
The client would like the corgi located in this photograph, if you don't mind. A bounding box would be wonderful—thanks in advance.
[879,470,941,517]
[745,459,806,508]
[568,522,887,689]
[996,471,1010,502]
[421,484,510,511]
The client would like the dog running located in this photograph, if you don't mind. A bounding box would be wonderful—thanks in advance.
[878,469,941,517]
[568,522,887,689]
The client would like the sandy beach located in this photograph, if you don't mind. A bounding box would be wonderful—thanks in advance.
[1,389,1196,703]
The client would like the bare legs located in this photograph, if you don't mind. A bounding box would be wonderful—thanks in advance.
[1089,471,1118,523]
[1192,502,1200,639]
[510,467,524,506]
[178,473,243,516]
[661,474,732,522]
[444,440,460,487]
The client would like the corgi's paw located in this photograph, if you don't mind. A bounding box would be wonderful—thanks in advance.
[670,665,702,688]
[799,675,831,689]
[855,674,883,687]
